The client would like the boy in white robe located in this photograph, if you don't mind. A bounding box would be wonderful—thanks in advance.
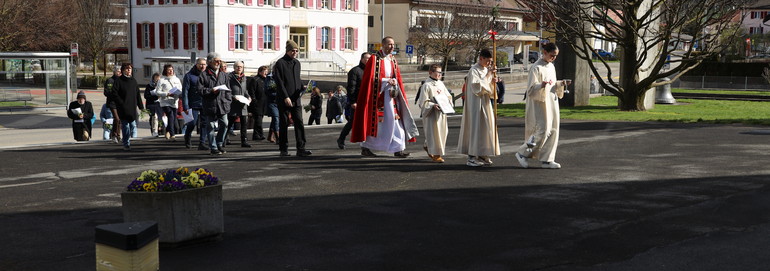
[457,49,500,167]
[515,42,570,169]
[418,64,453,163]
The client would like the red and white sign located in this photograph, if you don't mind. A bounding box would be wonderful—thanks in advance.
[70,43,78,57]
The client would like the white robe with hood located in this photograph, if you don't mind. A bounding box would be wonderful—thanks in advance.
[518,58,566,163]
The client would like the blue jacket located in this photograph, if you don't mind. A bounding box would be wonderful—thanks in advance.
[182,67,203,111]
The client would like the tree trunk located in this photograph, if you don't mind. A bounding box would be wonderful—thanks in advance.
[617,87,646,111]
[92,58,97,76]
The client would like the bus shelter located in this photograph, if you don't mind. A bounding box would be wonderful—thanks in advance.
[0,52,73,107]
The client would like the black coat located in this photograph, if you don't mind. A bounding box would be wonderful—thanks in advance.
[67,100,94,141]
[228,72,249,116]
[112,75,144,122]
[247,75,267,115]
[198,67,231,116]
[346,62,365,108]
[273,55,303,101]
[144,82,158,104]
[309,94,323,118]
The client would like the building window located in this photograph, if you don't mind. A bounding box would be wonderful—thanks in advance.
[263,25,274,49]
[234,24,245,49]
[368,16,374,27]
[344,0,353,10]
[236,0,244,3]
[321,27,330,50]
[165,0,172,4]
[190,23,198,49]
[292,0,306,8]
[165,23,175,49]
[143,65,152,78]
[321,0,329,9]
[142,0,149,4]
[343,27,353,50]
[265,0,274,5]
[143,23,151,48]
[750,27,764,34]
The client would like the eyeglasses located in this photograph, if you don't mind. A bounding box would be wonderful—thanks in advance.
[291,49,299,52]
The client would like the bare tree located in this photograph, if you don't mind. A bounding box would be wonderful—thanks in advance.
[0,0,26,51]
[0,0,77,52]
[78,0,115,75]
[520,0,751,111]
[407,6,467,72]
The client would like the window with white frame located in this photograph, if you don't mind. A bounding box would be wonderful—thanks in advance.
[265,0,274,5]
[165,0,172,4]
[142,0,148,4]
[292,0,306,8]
[235,0,244,3]
[321,0,329,9]
[750,27,763,34]
[190,23,199,49]
[321,27,330,50]
[263,25,274,49]
[143,23,151,48]
[345,0,353,10]
[344,27,353,50]
[234,24,246,50]
[165,23,175,49]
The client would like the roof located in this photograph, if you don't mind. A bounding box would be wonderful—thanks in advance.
[749,0,770,9]
[410,0,529,13]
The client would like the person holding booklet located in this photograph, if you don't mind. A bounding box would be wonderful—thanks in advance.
[198,52,231,155]
[67,91,94,141]
[417,64,453,163]
[226,61,252,148]
[457,48,500,167]
[155,64,183,141]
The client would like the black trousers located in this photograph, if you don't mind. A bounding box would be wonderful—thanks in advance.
[338,107,355,141]
[278,98,306,152]
[249,111,265,139]
[227,114,248,142]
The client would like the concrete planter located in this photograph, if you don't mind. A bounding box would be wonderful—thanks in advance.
[121,184,223,246]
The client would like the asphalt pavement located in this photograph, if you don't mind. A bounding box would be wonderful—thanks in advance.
[2,107,770,270]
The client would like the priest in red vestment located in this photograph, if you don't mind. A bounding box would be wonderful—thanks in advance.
[350,36,418,157]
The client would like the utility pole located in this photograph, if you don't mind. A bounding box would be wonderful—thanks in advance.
[381,0,385,39]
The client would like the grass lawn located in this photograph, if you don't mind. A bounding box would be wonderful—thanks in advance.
[496,96,770,126]
[0,101,34,107]
[671,88,770,96]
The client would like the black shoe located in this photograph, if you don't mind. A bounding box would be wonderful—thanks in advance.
[279,151,290,157]
[210,149,222,155]
[198,144,210,151]
[252,135,265,141]
[241,142,252,148]
[218,146,227,154]
[184,135,192,149]
[228,131,236,136]
[394,151,410,158]
[225,138,232,146]
[296,150,312,157]
[361,147,376,157]
[337,138,345,149]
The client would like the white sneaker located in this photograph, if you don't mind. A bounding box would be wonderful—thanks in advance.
[515,152,528,168]
[541,161,561,169]
[466,158,483,167]
[479,156,493,165]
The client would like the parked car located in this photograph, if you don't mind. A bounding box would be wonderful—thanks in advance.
[592,49,616,60]
[513,51,540,64]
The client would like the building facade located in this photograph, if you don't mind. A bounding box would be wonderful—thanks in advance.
[130,0,368,82]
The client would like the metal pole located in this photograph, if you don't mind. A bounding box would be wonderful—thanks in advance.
[381,0,385,39]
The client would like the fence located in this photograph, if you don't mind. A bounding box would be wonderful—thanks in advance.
[672,76,770,91]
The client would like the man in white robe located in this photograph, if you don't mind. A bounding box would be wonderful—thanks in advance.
[457,48,500,167]
[418,64,453,163]
[515,43,569,169]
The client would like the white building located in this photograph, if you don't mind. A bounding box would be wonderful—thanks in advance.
[129,0,368,83]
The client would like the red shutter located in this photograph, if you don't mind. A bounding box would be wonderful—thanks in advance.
[331,0,336,10]
[274,26,281,50]
[198,0,203,3]
[307,0,313,8]
[228,0,236,4]
[159,0,163,4]
[197,23,204,50]
[353,0,358,11]
[183,0,188,3]
[150,23,156,48]
[284,0,291,8]
[353,28,358,50]
[316,27,322,50]
[317,0,321,9]
[159,23,166,49]
[274,0,279,7]
[340,0,346,10]
[183,23,190,49]
[173,23,179,49]
[258,0,264,5]
[149,0,154,4]
[339,27,345,50]
[246,24,253,51]
[136,0,141,5]
[247,0,253,5]
[228,24,235,50]
[173,0,178,4]
[330,27,336,50]
[257,25,264,50]
[136,23,143,48]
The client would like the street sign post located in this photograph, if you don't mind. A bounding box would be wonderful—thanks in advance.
[70,43,78,57]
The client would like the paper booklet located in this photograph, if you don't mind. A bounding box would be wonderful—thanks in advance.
[234,95,252,105]
[433,94,455,114]
[70,108,82,115]
[214,85,230,91]
[169,87,182,96]
[104,118,114,125]
[181,110,194,124]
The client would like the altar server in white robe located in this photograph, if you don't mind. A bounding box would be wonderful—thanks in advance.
[515,42,570,169]
[457,48,500,167]
[418,64,453,163]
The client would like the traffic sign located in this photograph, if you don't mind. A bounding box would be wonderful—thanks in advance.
[406,45,414,54]
[70,43,78,57]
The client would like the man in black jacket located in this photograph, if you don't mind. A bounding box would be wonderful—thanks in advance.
[104,66,122,143]
[247,65,268,141]
[198,52,231,155]
[273,40,311,157]
[111,63,144,151]
[336,52,370,149]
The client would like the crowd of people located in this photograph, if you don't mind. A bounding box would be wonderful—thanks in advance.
[67,36,567,168]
